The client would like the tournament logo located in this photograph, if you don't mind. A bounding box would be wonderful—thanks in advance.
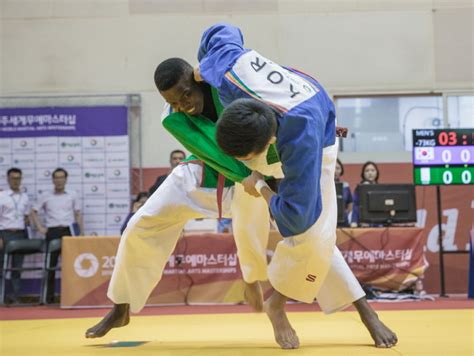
[90,139,98,146]
[74,253,99,278]
[113,169,121,177]
[67,155,74,162]
[43,170,51,177]
[84,172,104,179]
[20,140,27,147]
[91,185,98,192]
[61,142,80,148]
[114,216,121,223]
[108,202,128,209]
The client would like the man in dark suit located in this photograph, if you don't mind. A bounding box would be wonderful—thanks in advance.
[148,149,186,195]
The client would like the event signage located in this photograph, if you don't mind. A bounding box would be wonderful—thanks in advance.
[0,106,130,236]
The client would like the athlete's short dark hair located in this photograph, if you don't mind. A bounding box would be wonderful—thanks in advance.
[154,58,193,91]
[216,99,277,157]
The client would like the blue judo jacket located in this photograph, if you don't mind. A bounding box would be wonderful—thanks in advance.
[198,23,336,237]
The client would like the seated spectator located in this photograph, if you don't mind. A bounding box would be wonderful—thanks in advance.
[148,149,186,196]
[334,158,353,226]
[351,161,380,227]
[120,192,149,234]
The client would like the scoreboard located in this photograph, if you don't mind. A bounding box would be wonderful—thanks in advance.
[412,128,474,185]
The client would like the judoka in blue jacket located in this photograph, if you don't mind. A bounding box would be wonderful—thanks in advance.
[198,23,337,237]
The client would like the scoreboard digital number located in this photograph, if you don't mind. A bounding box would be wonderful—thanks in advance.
[412,128,474,186]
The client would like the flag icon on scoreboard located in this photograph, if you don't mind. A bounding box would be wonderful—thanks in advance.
[415,147,435,161]
[420,167,431,184]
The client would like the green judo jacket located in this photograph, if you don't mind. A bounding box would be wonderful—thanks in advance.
[161,87,280,189]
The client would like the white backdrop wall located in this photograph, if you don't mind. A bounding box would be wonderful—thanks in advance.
[1,0,473,166]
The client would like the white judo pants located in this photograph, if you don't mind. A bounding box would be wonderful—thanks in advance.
[108,159,364,313]
[267,143,365,309]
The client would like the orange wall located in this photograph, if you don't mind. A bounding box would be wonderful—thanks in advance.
[141,167,169,193]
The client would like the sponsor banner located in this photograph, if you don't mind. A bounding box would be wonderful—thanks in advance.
[11,154,35,168]
[61,229,429,308]
[0,105,129,237]
[336,228,427,291]
[58,137,82,153]
[83,168,106,183]
[83,228,105,236]
[106,213,126,229]
[0,139,12,152]
[106,167,129,182]
[105,136,129,152]
[105,152,129,167]
[21,185,34,200]
[0,106,128,137]
[61,234,245,308]
[105,183,130,198]
[106,199,130,214]
[0,176,7,191]
[36,153,59,168]
[12,138,35,153]
[59,152,82,167]
[35,185,52,197]
[20,169,35,184]
[83,183,106,199]
[82,153,105,168]
[35,167,53,183]
[66,168,83,184]
[82,136,105,151]
[66,184,82,197]
[83,214,106,226]
[35,137,59,152]
[83,200,107,214]
[0,154,12,167]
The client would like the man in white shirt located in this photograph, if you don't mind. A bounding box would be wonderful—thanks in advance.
[0,168,30,303]
[31,168,83,303]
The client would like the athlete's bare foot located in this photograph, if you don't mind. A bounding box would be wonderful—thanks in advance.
[244,281,263,312]
[85,303,130,338]
[264,291,300,349]
[354,297,398,348]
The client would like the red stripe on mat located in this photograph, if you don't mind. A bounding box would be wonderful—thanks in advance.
[1,297,473,321]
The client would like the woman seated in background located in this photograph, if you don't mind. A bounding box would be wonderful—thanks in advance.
[351,161,380,227]
[120,192,149,234]
[334,158,353,226]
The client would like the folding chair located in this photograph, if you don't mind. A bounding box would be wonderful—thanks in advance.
[41,238,62,304]
[0,239,45,305]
